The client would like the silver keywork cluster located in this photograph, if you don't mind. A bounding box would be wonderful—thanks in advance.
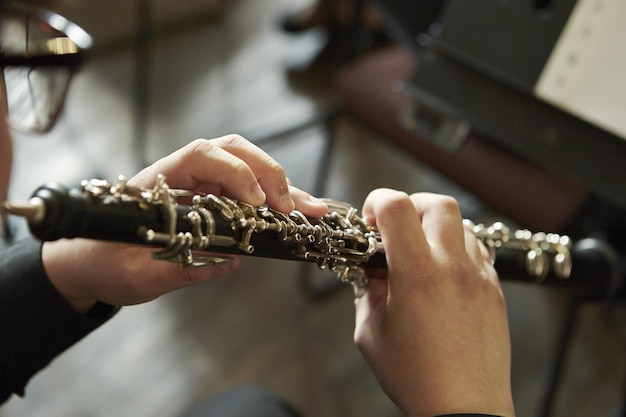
[465,220,572,280]
[80,176,379,276]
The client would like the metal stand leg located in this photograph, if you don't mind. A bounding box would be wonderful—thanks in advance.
[294,0,373,300]
[132,0,152,169]
[297,108,348,299]
[539,297,582,417]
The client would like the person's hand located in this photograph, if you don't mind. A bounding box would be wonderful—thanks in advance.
[42,136,328,313]
[354,189,515,417]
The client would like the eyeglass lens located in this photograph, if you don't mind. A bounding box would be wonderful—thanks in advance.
[1,11,74,133]
[3,66,71,133]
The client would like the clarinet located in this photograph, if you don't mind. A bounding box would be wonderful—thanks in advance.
[2,175,620,300]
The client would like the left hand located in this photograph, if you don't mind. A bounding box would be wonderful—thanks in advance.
[41,136,328,313]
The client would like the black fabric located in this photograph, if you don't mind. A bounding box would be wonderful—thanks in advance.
[178,387,301,417]
[0,237,118,402]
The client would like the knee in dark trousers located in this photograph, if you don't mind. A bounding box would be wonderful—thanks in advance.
[178,386,302,417]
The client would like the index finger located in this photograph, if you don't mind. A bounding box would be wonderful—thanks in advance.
[130,136,294,212]
[210,135,294,212]
[362,188,430,272]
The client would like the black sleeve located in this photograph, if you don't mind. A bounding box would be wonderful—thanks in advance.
[0,237,119,402]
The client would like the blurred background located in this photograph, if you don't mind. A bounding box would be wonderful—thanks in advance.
[1,0,624,416]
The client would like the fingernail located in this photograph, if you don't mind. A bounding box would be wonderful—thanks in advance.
[250,184,266,204]
[280,191,295,212]
[308,195,324,205]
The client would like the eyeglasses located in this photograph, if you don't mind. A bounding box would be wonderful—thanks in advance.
[0,2,92,133]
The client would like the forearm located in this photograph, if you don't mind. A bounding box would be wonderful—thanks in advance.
[0,237,118,402]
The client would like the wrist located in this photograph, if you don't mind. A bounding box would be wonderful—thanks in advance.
[42,240,99,314]
[434,414,507,417]
[398,384,515,417]
[60,293,99,315]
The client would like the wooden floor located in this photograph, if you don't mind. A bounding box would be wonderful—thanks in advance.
[2,1,624,416]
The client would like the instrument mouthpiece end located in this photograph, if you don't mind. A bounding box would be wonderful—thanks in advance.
[1,198,46,224]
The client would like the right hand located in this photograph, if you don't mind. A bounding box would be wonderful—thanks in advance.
[353,189,515,417]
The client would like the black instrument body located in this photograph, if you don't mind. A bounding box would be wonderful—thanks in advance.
[7,180,622,301]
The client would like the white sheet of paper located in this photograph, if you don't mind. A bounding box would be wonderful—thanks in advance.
[534,0,626,140]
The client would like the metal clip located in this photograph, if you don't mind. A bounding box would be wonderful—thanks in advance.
[337,266,369,298]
